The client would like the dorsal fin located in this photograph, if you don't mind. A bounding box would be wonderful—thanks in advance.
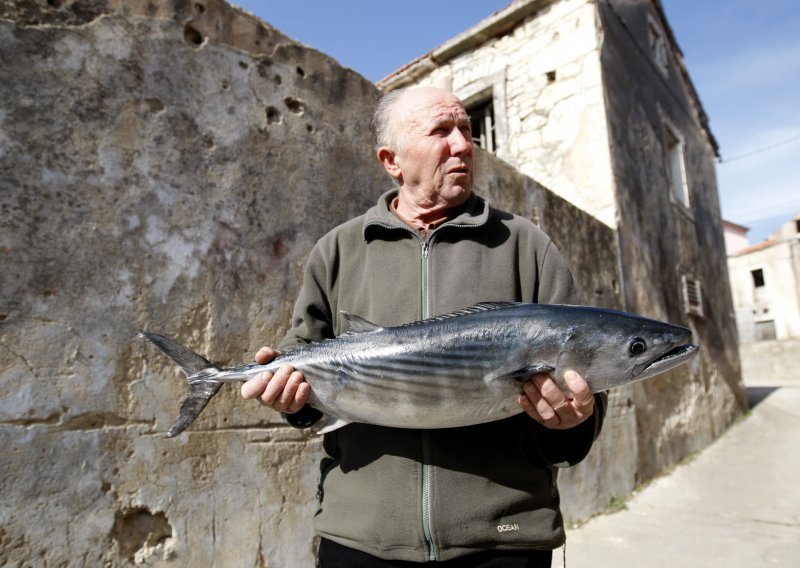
[397,301,519,328]
[471,301,518,311]
[340,302,518,335]
[341,312,383,334]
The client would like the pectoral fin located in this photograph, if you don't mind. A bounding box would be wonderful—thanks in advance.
[492,364,555,382]
[316,415,350,434]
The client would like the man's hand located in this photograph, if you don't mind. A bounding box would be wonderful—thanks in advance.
[518,370,594,430]
[241,347,310,414]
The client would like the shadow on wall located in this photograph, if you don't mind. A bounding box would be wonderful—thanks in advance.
[746,386,780,409]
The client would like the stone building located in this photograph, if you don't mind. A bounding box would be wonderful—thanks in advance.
[379,0,743,479]
[0,0,743,565]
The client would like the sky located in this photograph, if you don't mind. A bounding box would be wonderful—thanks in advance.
[233,0,800,244]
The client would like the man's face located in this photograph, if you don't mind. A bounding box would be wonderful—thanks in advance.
[384,88,474,209]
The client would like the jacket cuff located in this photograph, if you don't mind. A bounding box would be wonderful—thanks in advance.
[282,404,324,429]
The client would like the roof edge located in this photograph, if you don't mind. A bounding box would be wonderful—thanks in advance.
[377,0,555,91]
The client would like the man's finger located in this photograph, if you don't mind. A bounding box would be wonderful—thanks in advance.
[254,346,279,365]
[564,370,594,413]
[531,373,569,409]
[241,371,271,400]
[522,380,561,426]
[277,371,305,411]
[260,365,293,406]
[286,381,311,414]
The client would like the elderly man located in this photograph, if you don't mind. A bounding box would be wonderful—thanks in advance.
[242,87,606,567]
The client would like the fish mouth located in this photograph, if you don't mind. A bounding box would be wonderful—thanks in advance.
[635,343,699,379]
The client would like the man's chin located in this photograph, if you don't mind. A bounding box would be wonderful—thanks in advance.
[440,184,472,206]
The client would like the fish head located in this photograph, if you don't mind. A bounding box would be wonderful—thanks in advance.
[555,307,699,391]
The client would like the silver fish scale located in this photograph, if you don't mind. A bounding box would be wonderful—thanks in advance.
[266,315,547,428]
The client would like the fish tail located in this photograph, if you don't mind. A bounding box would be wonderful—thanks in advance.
[137,331,224,438]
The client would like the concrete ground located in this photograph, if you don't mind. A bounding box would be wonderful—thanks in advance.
[554,372,800,567]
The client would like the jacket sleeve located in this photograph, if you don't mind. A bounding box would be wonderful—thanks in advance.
[277,240,337,428]
[529,237,608,466]
[279,240,337,351]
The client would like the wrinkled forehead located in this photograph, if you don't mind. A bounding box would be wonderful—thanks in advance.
[394,89,469,130]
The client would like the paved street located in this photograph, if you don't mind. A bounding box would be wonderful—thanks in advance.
[554,374,800,567]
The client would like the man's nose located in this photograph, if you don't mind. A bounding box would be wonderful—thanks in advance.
[448,128,472,155]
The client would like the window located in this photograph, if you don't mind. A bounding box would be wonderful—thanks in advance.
[648,17,669,76]
[466,98,497,154]
[665,125,690,208]
[681,275,703,318]
[751,268,768,303]
[754,320,776,341]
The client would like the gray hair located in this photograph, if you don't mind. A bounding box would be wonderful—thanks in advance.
[371,88,407,150]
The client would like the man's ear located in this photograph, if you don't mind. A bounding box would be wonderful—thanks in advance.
[377,146,402,182]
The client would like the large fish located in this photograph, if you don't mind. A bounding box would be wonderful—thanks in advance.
[139,302,699,438]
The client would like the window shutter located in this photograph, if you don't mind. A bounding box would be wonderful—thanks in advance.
[681,275,704,317]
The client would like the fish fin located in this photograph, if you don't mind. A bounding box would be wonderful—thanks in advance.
[341,312,383,334]
[137,331,215,376]
[316,415,350,434]
[471,301,518,310]
[491,365,555,382]
[166,378,223,438]
[137,331,223,438]
[396,301,519,329]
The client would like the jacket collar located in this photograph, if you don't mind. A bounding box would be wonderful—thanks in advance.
[363,189,491,240]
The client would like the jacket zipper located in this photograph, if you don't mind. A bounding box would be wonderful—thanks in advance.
[360,205,492,559]
[419,237,437,561]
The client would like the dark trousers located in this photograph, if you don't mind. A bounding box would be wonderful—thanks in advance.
[318,538,553,568]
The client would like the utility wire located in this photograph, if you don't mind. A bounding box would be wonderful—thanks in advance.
[719,133,800,164]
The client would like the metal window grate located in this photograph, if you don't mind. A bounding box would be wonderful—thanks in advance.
[681,275,704,317]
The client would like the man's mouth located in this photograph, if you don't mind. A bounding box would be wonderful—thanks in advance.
[448,165,470,174]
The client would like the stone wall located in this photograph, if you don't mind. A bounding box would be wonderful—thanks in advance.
[0,0,628,564]
[740,340,800,383]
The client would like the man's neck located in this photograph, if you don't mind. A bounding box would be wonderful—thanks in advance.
[390,191,470,237]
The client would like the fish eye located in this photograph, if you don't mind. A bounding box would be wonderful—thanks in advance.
[629,338,647,356]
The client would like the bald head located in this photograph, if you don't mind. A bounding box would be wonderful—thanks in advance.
[372,87,467,150]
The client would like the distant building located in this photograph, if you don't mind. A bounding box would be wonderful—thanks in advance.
[722,220,750,256]
[727,215,800,341]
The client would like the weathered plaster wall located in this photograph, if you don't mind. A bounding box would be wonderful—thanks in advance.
[393,0,618,228]
[1,1,384,565]
[739,339,800,382]
[599,0,746,481]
